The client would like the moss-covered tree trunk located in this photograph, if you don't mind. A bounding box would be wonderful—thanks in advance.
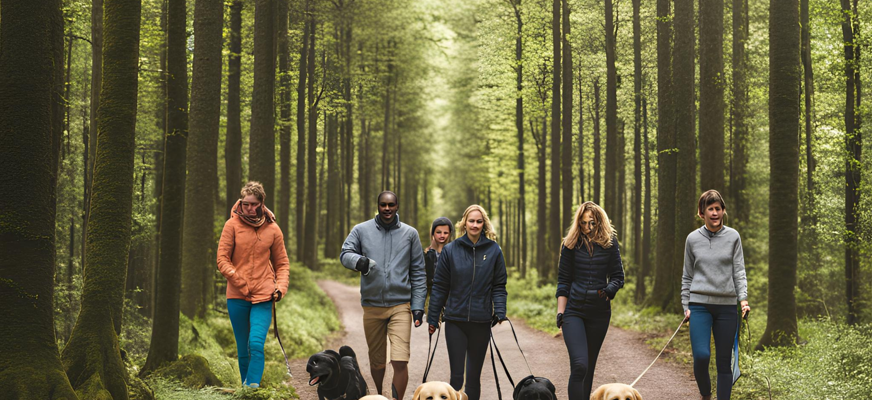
[650,0,677,311]
[249,0,277,209]
[758,0,800,348]
[182,0,224,320]
[671,0,696,313]
[840,0,861,326]
[0,1,79,398]
[225,0,243,218]
[549,0,561,275]
[142,0,189,374]
[699,0,725,193]
[296,10,310,262]
[84,0,104,270]
[59,0,143,398]
[304,18,319,269]
[278,0,292,246]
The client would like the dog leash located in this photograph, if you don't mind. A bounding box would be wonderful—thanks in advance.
[422,325,442,383]
[489,318,536,399]
[272,299,293,378]
[629,316,685,388]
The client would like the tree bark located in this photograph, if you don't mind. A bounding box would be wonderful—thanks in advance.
[561,0,573,233]
[278,0,292,246]
[534,118,548,280]
[604,0,618,225]
[577,74,584,211]
[651,0,678,311]
[249,0,277,209]
[304,18,319,269]
[512,0,526,275]
[550,0,562,275]
[181,0,223,320]
[699,0,725,193]
[758,0,801,347]
[841,0,862,326]
[730,0,748,226]
[84,0,103,267]
[633,0,642,269]
[326,114,340,258]
[143,0,188,373]
[639,97,651,302]
[296,9,310,261]
[593,80,602,205]
[226,1,243,219]
[0,0,79,397]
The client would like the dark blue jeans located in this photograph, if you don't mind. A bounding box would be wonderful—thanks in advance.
[227,299,273,387]
[562,315,610,400]
[444,321,491,400]
[689,303,738,400]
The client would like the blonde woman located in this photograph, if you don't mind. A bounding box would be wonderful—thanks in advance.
[555,202,624,400]
[427,205,508,400]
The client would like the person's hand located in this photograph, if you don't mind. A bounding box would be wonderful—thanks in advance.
[741,301,750,319]
[597,289,611,301]
[356,257,375,276]
[684,309,691,323]
[412,310,424,327]
[556,313,564,329]
[491,315,507,327]
[428,323,438,335]
[272,289,283,302]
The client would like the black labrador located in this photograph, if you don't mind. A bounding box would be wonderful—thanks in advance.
[307,345,368,400]
[513,375,557,400]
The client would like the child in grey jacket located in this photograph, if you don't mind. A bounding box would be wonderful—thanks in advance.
[681,190,751,400]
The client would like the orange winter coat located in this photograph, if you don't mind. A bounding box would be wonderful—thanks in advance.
[217,201,290,303]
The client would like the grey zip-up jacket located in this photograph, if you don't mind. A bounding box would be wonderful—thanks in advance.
[340,216,427,311]
[681,225,748,311]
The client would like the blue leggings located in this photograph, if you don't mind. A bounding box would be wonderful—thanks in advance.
[689,303,738,400]
[227,299,273,386]
[562,315,610,400]
[444,321,491,400]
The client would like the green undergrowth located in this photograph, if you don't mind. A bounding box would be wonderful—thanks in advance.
[120,262,339,399]
[315,258,362,285]
[506,273,872,399]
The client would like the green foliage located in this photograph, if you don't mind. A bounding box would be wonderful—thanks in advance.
[314,258,361,286]
[505,269,560,335]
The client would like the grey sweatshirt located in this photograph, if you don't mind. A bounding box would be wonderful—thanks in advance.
[681,225,748,311]
[340,216,427,311]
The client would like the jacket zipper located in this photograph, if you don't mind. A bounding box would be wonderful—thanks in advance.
[468,245,476,321]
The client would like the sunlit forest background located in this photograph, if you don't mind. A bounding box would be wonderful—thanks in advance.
[1,0,871,398]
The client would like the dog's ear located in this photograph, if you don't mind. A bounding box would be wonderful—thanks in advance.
[412,383,423,400]
[455,389,468,400]
[632,387,642,400]
[590,385,606,400]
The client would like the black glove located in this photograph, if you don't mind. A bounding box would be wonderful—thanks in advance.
[556,312,564,329]
[412,310,424,327]
[491,314,507,327]
[355,256,371,275]
[601,285,617,300]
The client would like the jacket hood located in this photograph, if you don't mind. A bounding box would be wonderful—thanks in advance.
[230,199,277,222]
[455,233,494,248]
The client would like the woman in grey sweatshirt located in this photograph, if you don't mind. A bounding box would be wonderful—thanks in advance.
[681,189,751,400]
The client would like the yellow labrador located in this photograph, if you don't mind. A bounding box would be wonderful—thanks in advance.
[359,396,390,400]
[412,381,468,400]
[590,383,643,400]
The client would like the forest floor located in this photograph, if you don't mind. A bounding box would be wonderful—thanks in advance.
[287,280,699,400]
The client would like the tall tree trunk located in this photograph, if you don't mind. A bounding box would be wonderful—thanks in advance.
[593,80,602,205]
[841,0,862,326]
[758,0,800,347]
[617,120,626,237]
[550,0,562,275]
[226,1,243,219]
[633,0,642,269]
[604,0,618,225]
[561,0,573,233]
[535,118,548,280]
[249,0,277,209]
[342,16,354,235]
[278,0,292,245]
[143,0,188,373]
[382,44,394,191]
[731,0,748,226]
[84,0,104,266]
[296,10,310,261]
[639,97,651,302]
[577,75,584,208]
[326,114,340,258]
[511,0,526,275]
[800,0,815,227]
[0,0,78,397]
[304,18,319,269]
[181,0,223,320]
[672,0,696,313]
[699,0,725,193]
[651,0,678,311]
[359,117,370,221]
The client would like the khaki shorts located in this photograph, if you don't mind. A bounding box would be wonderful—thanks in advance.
[362,302,412,369]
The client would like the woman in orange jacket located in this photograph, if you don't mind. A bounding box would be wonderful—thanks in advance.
[217,181,290,388]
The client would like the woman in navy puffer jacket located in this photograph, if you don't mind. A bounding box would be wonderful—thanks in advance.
[555,201,624,400]
[427,204,507,400]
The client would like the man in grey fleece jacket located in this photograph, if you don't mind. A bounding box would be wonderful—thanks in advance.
[681,225,748,311]
[340,191,426,400]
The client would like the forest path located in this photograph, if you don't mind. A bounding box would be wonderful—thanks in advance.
[288,280,699,400]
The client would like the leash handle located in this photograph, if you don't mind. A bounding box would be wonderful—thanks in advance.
[422,325,441,383]
[629,317,685,388]
[272,300,293,378]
